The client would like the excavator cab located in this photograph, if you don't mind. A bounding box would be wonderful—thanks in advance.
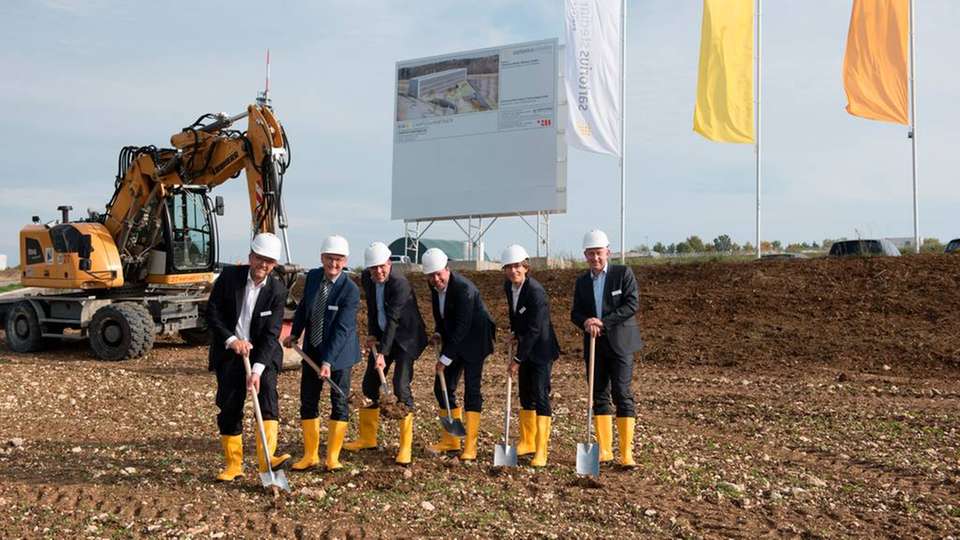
[146,187,218,285]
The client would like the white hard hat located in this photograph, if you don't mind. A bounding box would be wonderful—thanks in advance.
[364,241,391,268]
[250,232,283,261]
[320,235,350,257]
[500,244,529,267]
[421,248,448,274]
[583,229,610,250]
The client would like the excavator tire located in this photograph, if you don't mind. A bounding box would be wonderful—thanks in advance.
[4,301,44,353]
[135,304,156,357]
[89,303,153,361]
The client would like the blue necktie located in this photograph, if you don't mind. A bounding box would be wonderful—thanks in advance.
[309,280,330,347]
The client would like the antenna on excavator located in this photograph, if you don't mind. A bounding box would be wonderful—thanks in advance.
[256,49,271,107]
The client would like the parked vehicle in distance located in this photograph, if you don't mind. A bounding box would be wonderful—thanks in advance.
[389,254,412,264]
[828,239,901,257]
[945,238,960,254]
[760,252,808,260]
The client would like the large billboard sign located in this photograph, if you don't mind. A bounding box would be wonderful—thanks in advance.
[392,39,566,221]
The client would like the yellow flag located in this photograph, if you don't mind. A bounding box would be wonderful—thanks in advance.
[843,0,909,125]
[693,0,754,144]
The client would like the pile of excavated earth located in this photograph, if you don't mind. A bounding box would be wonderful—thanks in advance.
[1,255,958,538]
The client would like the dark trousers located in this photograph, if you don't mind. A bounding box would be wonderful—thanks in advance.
[585,336,636,418]
[300,364,351,422]
[518,360,553,416]
[360,350,415,408]
[215,360,279,435]
[434,355,484,412]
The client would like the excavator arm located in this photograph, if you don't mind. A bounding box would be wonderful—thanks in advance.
[102,104,293,282]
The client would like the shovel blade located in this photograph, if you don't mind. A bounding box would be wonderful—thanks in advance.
[493,444,518,467]
[576,443,600,477]
[440,417,466,437]
[260,469,291,493]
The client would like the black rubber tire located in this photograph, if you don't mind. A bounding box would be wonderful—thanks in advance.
[4,301,44,353]
[179,327,210,346]
[134,305,156,356]
[88,303,153,361]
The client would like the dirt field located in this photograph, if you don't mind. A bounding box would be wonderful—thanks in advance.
[1,255,959,538]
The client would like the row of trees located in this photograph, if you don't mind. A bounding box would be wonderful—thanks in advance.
[634,236,952,255]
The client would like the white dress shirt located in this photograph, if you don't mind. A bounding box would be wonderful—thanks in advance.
[436,285,453,366]
[511,279,524,312]
[225,273,268,376]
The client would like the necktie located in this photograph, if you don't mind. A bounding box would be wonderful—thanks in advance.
[310,279,330,347]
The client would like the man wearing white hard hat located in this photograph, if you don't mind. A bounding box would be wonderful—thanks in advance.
[500,244,560,467]
[421,247,496,461]
[342,242,428,465]
[206,232,291,482]
[283,234,360,471]
[570,229,643,468]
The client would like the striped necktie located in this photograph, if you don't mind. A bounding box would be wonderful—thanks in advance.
[309,279,330,347]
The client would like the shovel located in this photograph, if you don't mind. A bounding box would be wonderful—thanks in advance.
[436,360,466,437]
[371,345,394,402]
[242,355,291,495]
[291,343,348,398]
[576,335,600,477]
[493,343,518,467]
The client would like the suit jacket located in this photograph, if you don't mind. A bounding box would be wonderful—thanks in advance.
[290,268,361,371]
[570,264,644,358]
[362,267,428,362]
[206,265,287,372]
[431,271,496,363]
[505,276,560,364]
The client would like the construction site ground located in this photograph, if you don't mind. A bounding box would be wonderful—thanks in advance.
[1,255,959,538]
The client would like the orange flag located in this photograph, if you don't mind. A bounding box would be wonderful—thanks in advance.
[842,0,909,125]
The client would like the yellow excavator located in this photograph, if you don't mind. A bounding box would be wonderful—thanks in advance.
[2,91,297,360]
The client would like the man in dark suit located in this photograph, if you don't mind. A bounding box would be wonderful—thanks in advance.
[283,234,360,472]
[343,242,428,465]
[570,229,643,467]
[421,247,496,461]
[501,244,560,467]
[206,233,290,482]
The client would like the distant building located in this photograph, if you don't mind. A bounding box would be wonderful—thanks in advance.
[885,237,915,250]
[0,253,6,271]
[407,68,467,99]
[388,238,490,264]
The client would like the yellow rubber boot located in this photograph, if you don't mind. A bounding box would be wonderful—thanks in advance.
[215,435,244,481]
[291,418,321,471]
[459,411,481,461]
[530,416,551,468]
[256,420,292,473]
[429,408,462,453]
[395,413,414,465]
[594,414,615,463]
[516,409,537,456]
[325,420,348,471]
[616,416,637,468]
[344,408,380,451]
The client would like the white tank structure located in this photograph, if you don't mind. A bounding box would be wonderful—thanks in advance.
[0,254,6,271]
[407,68,467,100]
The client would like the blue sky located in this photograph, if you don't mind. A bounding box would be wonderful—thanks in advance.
[1,0,957,265]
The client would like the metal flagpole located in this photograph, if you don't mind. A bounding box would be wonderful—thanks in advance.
[755,0,762,260]
[619,0,627,264]
[909,0,919,254]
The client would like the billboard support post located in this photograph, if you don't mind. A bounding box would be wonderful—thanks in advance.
[519,212,551,260]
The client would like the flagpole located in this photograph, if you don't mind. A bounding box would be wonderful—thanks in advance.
[619,0,627,264]
[909,0,919,254]
[755,0,762,259]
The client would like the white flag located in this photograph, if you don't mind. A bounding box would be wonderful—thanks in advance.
[564,0,622,156]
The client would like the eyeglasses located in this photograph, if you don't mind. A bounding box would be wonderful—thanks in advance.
[250,254,276,267]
